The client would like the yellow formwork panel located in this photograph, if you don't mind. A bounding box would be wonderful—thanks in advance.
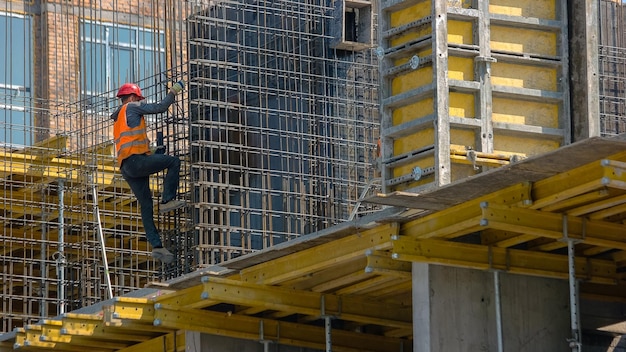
[393,98,434,126]
[450,163,479,181]
[491,25,558,57]
[389,1,432,47]
[491,62,558,91]
[394,128,435,157]
[390,26,432,48]
[448,56,475,81]
[493,98,559,128]
[450,92,475,118]
[390,1,432,27]
[489,0,556,20]
[494,134,560,156]
[392,66,432,95]
[448,20,474,46]
[394,156,436,189]
[393,128,436,189]
[450,128,478,148]
[448,0,475,9]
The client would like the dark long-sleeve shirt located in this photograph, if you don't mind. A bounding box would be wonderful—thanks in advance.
[110,92,176,128]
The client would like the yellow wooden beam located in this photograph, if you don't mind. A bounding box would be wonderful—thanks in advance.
[587,201,626,220]
[581,282,626,303]
[154,284,214,309]
[201,277,412,329]
[365,250,412,277]
[105,298,156,323]
[116,332,184,352]
[58,314,155,342]
[564,191,626,216]
[400,182,532,239]
[539,188,611,213]
[152,305,411,352]
[284,256,367,291]
[480,202,626,250]
[309,268,373,293]
[391,237,617,284]
[335,276,406,295]
[530,159,626,209]
[15,324,114,351]
[369,280,413,302]
[239,222,400,285]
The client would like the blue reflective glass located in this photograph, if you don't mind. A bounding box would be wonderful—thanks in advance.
[82,42,106,92]
[111,47,134,89]
[113,27,134,45]
[81,21,164,100]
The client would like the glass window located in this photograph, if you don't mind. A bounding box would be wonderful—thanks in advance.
[0,12,33,147]
[80,21,166,114]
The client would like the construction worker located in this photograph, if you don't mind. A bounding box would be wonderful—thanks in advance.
[111,81,186,264]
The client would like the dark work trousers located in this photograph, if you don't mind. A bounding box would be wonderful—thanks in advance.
[120,153,181,248]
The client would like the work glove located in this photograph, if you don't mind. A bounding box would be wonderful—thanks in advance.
[170,80,185,95]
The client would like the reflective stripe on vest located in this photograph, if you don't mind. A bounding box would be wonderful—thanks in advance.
[113,104,151,166]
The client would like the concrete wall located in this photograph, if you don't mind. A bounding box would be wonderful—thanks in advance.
[412,263,570,352]
[186,331,323,352]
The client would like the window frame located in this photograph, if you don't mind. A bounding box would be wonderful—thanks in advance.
[80,20,166,115]
[0,11,33,147]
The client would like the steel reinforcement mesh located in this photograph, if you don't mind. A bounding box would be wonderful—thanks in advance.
[187,0,381,265]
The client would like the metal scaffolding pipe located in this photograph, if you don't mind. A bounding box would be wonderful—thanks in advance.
[321,295,333,352]
[494,271,504,352]
[258,320,271,352]
[564,215,582,351]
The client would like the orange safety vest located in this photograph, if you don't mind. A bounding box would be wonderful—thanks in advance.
[113,104,151,166]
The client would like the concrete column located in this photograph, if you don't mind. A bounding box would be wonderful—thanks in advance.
[412,264,570,352]
[569,0,600,141]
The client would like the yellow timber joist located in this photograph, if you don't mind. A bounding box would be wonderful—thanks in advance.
[0,136,178,261]
[4,137,626,351]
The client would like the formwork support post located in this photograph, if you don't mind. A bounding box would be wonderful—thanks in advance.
[321,295,335,352]
[493,271,504,352]
[258,320,273,352]
[563,215,582,351]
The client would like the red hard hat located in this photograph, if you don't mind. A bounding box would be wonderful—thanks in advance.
[116,83,145,100]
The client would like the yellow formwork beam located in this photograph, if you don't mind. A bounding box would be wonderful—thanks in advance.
[239,222,400,285]
[105,297,156,323]
[334,275,406,296]
[284,256,367,291]
[58,313,154,342]
[154,284,213,309]
[12,326,74,351]
[540,188,611,213]
[391,237,616,284]
[152,305,411,352]
[530,159,626,209]
[400,181,532,238]
[365,250,412,278]
[308,265,373,293]
[480,202,626,250]
[116,332,184,352]
[200,276,412,329]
